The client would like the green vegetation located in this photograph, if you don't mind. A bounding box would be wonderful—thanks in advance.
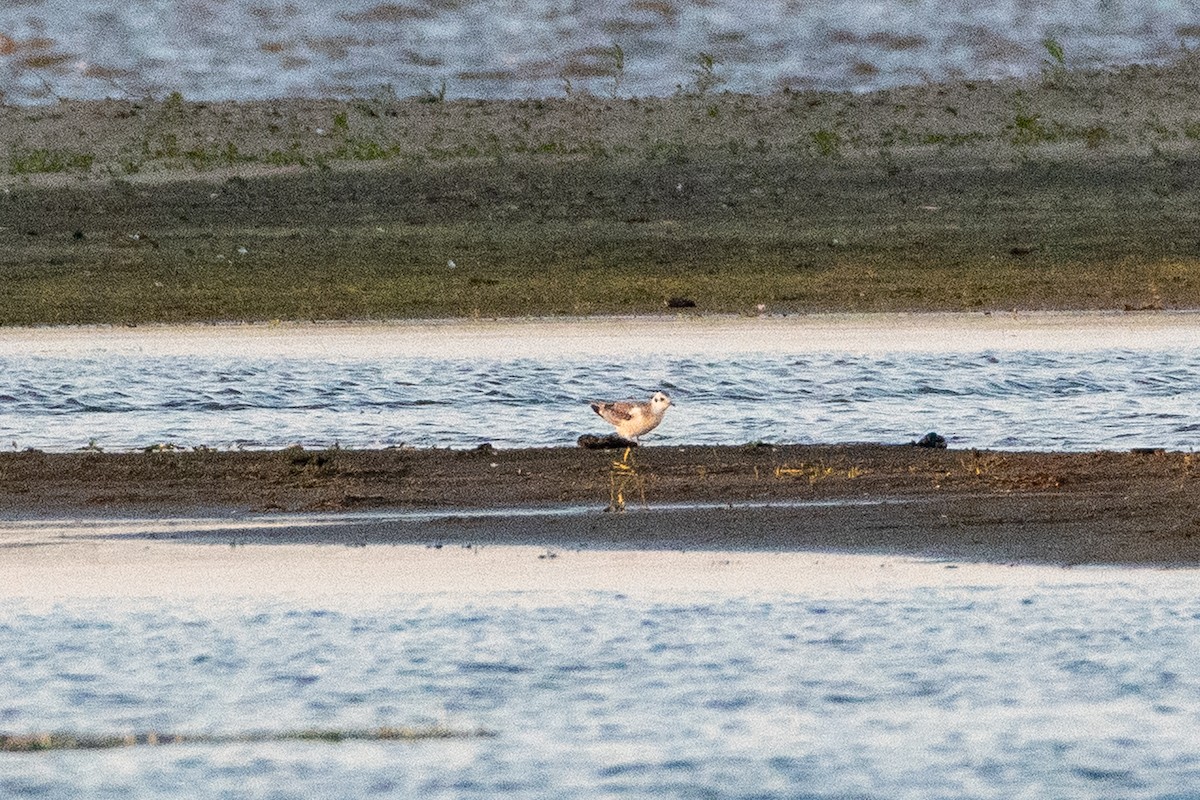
[810,129,841,157]
[1042,37,1066,68]
[8,147,95,175]
[336,138,396,161]
[608,43,626,98]
[265,145,311,166]
[1011,113,1054,145]
[689,52,724,95]
[7,64,1198,178]
[1040,37,1069,88]
[162,90,186,113]
[183,141,244,169]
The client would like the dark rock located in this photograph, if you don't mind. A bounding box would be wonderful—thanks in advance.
[577,434,638,449]
[665,296,697,308]
[912,432,947,449]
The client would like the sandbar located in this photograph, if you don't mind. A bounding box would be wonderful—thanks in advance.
[3,442,1198,567]
[3,523,1193,608]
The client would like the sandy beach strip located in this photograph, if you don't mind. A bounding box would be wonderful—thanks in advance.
[5,310,1200,359]
[2,520,1193,607]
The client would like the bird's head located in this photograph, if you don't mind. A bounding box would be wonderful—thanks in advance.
[650,391,673,413]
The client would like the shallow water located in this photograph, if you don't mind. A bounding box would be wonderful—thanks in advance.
[1,315,1198,453]
[2,577,1199,799]
[2,1,1199,103]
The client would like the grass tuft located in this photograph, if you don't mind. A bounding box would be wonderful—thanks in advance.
[810,129,841,157]
[9,147,95,175]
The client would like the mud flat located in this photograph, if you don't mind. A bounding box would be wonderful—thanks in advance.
[2,443,1198,566]
[4,61,1200,324]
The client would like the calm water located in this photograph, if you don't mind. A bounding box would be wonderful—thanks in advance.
[2,1,1200,103]
[1,317,1198,453]
[2,579,1200,799]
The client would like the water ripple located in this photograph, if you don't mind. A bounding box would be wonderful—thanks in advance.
[4,586,1200,798]
[2,345,1199,452]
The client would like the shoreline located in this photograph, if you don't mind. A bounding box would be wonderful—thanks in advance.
[3,443,1198,566]
[9,533,1195,606]
[5,308,1200,355]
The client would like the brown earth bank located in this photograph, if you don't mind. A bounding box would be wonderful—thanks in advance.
[3,444,1199,565]
[5,61,1200,323]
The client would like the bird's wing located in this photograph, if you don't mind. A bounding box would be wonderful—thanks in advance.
[592,400,637,422]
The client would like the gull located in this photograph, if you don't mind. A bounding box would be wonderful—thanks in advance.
[590,391,673,441]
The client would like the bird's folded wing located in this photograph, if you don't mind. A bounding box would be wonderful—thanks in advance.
[594,401,635,421]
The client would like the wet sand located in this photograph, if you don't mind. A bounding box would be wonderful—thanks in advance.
[7,310,1200,358]
[3,443,1198,566]
[3,530,1191,607]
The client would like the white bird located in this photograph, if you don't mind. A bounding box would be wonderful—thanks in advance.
[590,391,673,441]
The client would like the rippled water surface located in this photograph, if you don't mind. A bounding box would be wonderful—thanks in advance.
[1,316,1198,452]
[2,1,1200,103]
[4,315,1199,797]
[2,578,1200,799]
